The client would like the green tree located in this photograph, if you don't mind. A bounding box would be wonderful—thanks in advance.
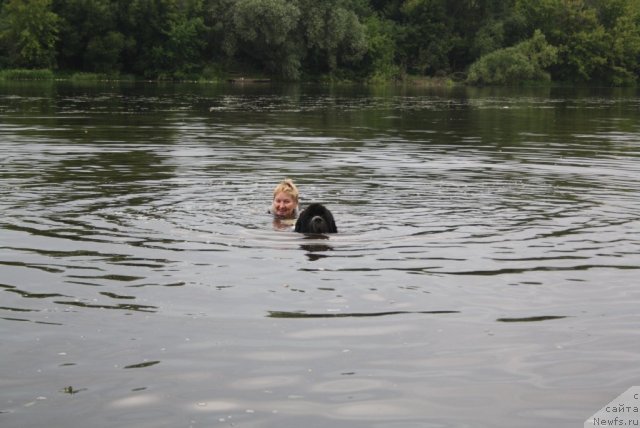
[161,0,209,78]
[605,4,640,85]
[1,0,635,83]
[513,0,640,84]
[369,0,404,20]
[225,0,302,79]
[166,15,207,78]
[467,29,558,85]
[361,13,400,81]
[119,0,179,78]
[298,0,368,75]
[0,0,60,68]
[398,0,452,75]
[445,0,516,71]
[84,31,127,74]
[202,0,235,62]
[54,0,127,73]
[471,20,505,58]
[551,2,609,82]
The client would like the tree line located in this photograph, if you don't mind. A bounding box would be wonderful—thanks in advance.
[1,0,639,85]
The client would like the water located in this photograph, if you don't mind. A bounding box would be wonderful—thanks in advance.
[1,82,639,428]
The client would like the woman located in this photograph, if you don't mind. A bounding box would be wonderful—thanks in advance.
[270,178,299,230]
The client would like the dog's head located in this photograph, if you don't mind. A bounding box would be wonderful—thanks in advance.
[294,203,337,234]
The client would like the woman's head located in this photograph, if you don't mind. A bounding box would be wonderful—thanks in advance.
[272,178,299,219]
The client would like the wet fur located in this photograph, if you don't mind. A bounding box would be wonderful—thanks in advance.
[295,203,337,234]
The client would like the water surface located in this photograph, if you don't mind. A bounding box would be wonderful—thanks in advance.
[1,82,639,428]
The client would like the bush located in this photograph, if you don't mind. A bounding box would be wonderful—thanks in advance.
[68,72,135,82]
[70,72,106,81]
[467,30,558,86]
[198,64,226,82]
[362,15,402,83]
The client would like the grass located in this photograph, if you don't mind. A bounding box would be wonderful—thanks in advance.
[69,72,136,82]
[69,72,108,82]
[0,69,55,80]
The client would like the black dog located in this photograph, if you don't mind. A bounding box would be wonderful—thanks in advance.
[295,203,337,234]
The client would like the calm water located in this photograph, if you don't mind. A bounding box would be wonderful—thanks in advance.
[1,82,639,428]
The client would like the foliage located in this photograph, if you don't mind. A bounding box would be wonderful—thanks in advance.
[397,0,451,75]
[0,0,60,68]
[123,0,180,78]
[472,20,505,58]
[69,72,107,81]
[0,0,639,84]
[467,30,558,85]
[54,0,121,72]
[166,15,207,77]
[298,0,367,74]
[0,68,55,80]
[513,0,640,84]
[225,0,302,79]
[85,31,127,74]
[361,14,401,81]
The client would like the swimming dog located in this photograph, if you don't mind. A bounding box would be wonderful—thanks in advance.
[294,203,337,234]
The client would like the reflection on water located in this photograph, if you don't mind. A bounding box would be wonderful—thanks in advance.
[1,82,639,428]
[267,310,460,319]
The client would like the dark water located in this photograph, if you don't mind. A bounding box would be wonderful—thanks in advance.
[1,81,639,428]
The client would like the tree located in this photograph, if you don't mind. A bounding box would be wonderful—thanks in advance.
[361,13,400,81]
[466,30,558,85]
[398,0,452,75]
[513,0,640,84]
[84,31,127,74]
[298,0,368,75]
[115,0,184,78]
[445,0,516,71]
[550,2,609,82]
[605,5,640,85]
[1,0,636,83]
[0,0,60,68]
[53,0,127,73]
[225,0,302,79]
[166,15,208,77]
[202,0,235,63]
[471,20,505,58]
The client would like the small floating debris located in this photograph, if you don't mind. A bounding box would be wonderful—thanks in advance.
[60,386,87,394]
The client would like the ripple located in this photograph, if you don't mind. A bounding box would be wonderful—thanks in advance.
[496,316,568,323]
[123,360,161,369]
[2,84,640,428]
[54,300,157,312]
[267,310,460,318]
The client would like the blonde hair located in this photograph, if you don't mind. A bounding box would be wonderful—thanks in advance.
[273,178,299,201]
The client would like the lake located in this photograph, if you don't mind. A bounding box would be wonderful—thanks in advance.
[1,81,639,428]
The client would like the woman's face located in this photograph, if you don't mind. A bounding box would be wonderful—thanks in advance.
[272,192,297,218]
